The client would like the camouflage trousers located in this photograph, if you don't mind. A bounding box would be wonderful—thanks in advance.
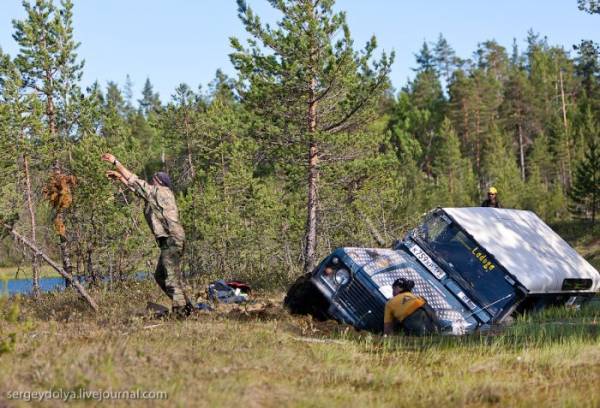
[402,308,440,336]
[155,238,190,308]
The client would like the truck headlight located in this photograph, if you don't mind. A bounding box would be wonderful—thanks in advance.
[334,268,350,286]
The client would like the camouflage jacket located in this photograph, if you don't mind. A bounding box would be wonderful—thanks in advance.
[127,174,185,246]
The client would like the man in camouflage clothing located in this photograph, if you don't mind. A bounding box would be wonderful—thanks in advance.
[102,153,193,316]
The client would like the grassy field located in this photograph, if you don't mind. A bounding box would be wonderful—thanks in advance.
[0,281,599,407]
[0,221,598,406]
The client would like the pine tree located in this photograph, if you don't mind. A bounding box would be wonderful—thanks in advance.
[573,40,600,117]
[13,0,84,145]
[230,0,393,273]
[124,74,134,114]
[501,66,536,180]
[569,136,600,223]
[106,81,126,118]
[431,117,477,206]
[448,66,503,179]
[0,48,44,294]
[525,36,578,188]
[12,0,86,285]
[481,125,524,207]
[433,34,459,82]
[528,131,554,186]
[388,68,446,176]
[138,77,161,116]
[578,0,600,14]
[414,41,436,73]
[159,83,204,186]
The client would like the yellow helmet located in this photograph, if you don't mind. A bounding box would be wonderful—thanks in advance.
[488,187,498,195]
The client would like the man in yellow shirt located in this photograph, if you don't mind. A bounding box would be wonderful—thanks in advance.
[383,278,440,336]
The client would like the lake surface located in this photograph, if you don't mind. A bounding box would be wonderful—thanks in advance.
[2,273,151,296]
[1,277,66,295]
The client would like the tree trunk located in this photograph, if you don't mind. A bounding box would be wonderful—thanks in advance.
[184,114,196,181]
[518,123,525,181]
[303,77,319,274]
[559,70,572,187]
[475,107,483,190]
[22,155,40,297]
[45,65,57,137]
[86,245,97,285]
[58,216,74,288]
[304,141,319,274]
[592,190,597,225]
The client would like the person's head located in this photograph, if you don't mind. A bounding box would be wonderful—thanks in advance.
[392,278,415,296]
[324,257,340,276]
[152,172,173,189]
[487,186,498,202]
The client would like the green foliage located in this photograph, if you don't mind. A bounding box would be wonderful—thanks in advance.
[12,0,84,144]
[481,125,524,207]
[569,137,600,222]
[2,0,600,290]
[138,78,161,117]
[230,0,394,272]
[578,0,600,14]
[69,133,149,279]
[431,118,478,206]
[388,70,446,175]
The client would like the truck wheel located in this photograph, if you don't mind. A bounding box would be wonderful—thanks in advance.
[284,274,330,321]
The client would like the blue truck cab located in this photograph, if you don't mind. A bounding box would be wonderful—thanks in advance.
[287,207,600,334]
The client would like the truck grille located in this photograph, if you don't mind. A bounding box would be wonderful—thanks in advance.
[336,279,385,332]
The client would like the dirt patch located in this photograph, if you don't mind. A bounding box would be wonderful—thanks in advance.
[222,300,285,322]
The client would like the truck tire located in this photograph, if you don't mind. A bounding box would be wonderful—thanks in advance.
[284,274,330,321]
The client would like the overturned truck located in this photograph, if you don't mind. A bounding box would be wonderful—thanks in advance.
[285,208,600,335]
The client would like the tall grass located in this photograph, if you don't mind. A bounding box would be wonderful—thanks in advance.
[1,282,598,407]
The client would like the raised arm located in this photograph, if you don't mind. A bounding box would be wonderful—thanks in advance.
[101,153,134,181]
[102,152,155,202]
[105,170,129,187]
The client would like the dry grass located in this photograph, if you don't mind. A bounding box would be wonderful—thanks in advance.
[0,281,599,407]
[0,265,59,281]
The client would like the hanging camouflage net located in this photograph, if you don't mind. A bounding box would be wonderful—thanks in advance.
[42,170,77,238]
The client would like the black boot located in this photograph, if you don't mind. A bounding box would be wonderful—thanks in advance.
[172,302,194,319]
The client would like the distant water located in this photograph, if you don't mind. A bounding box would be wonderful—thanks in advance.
[1,272,150,296]
[1,277,66,295]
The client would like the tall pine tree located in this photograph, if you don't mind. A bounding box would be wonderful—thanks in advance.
[230,0,393,273]
[569,135,600,223]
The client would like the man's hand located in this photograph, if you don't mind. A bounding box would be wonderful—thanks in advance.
[102,153,134,184]
[101,153,116,164]
[106,170,121,181]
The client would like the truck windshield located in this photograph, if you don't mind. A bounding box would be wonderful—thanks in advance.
[415,213,516,316]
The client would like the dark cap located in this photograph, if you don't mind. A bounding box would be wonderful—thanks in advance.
[392,278,415,292]
[154,172,172,189]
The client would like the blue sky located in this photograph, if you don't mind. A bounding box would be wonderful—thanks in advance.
[1,1,598,102]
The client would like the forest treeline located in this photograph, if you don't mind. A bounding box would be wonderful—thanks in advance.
[0,0,598,293]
